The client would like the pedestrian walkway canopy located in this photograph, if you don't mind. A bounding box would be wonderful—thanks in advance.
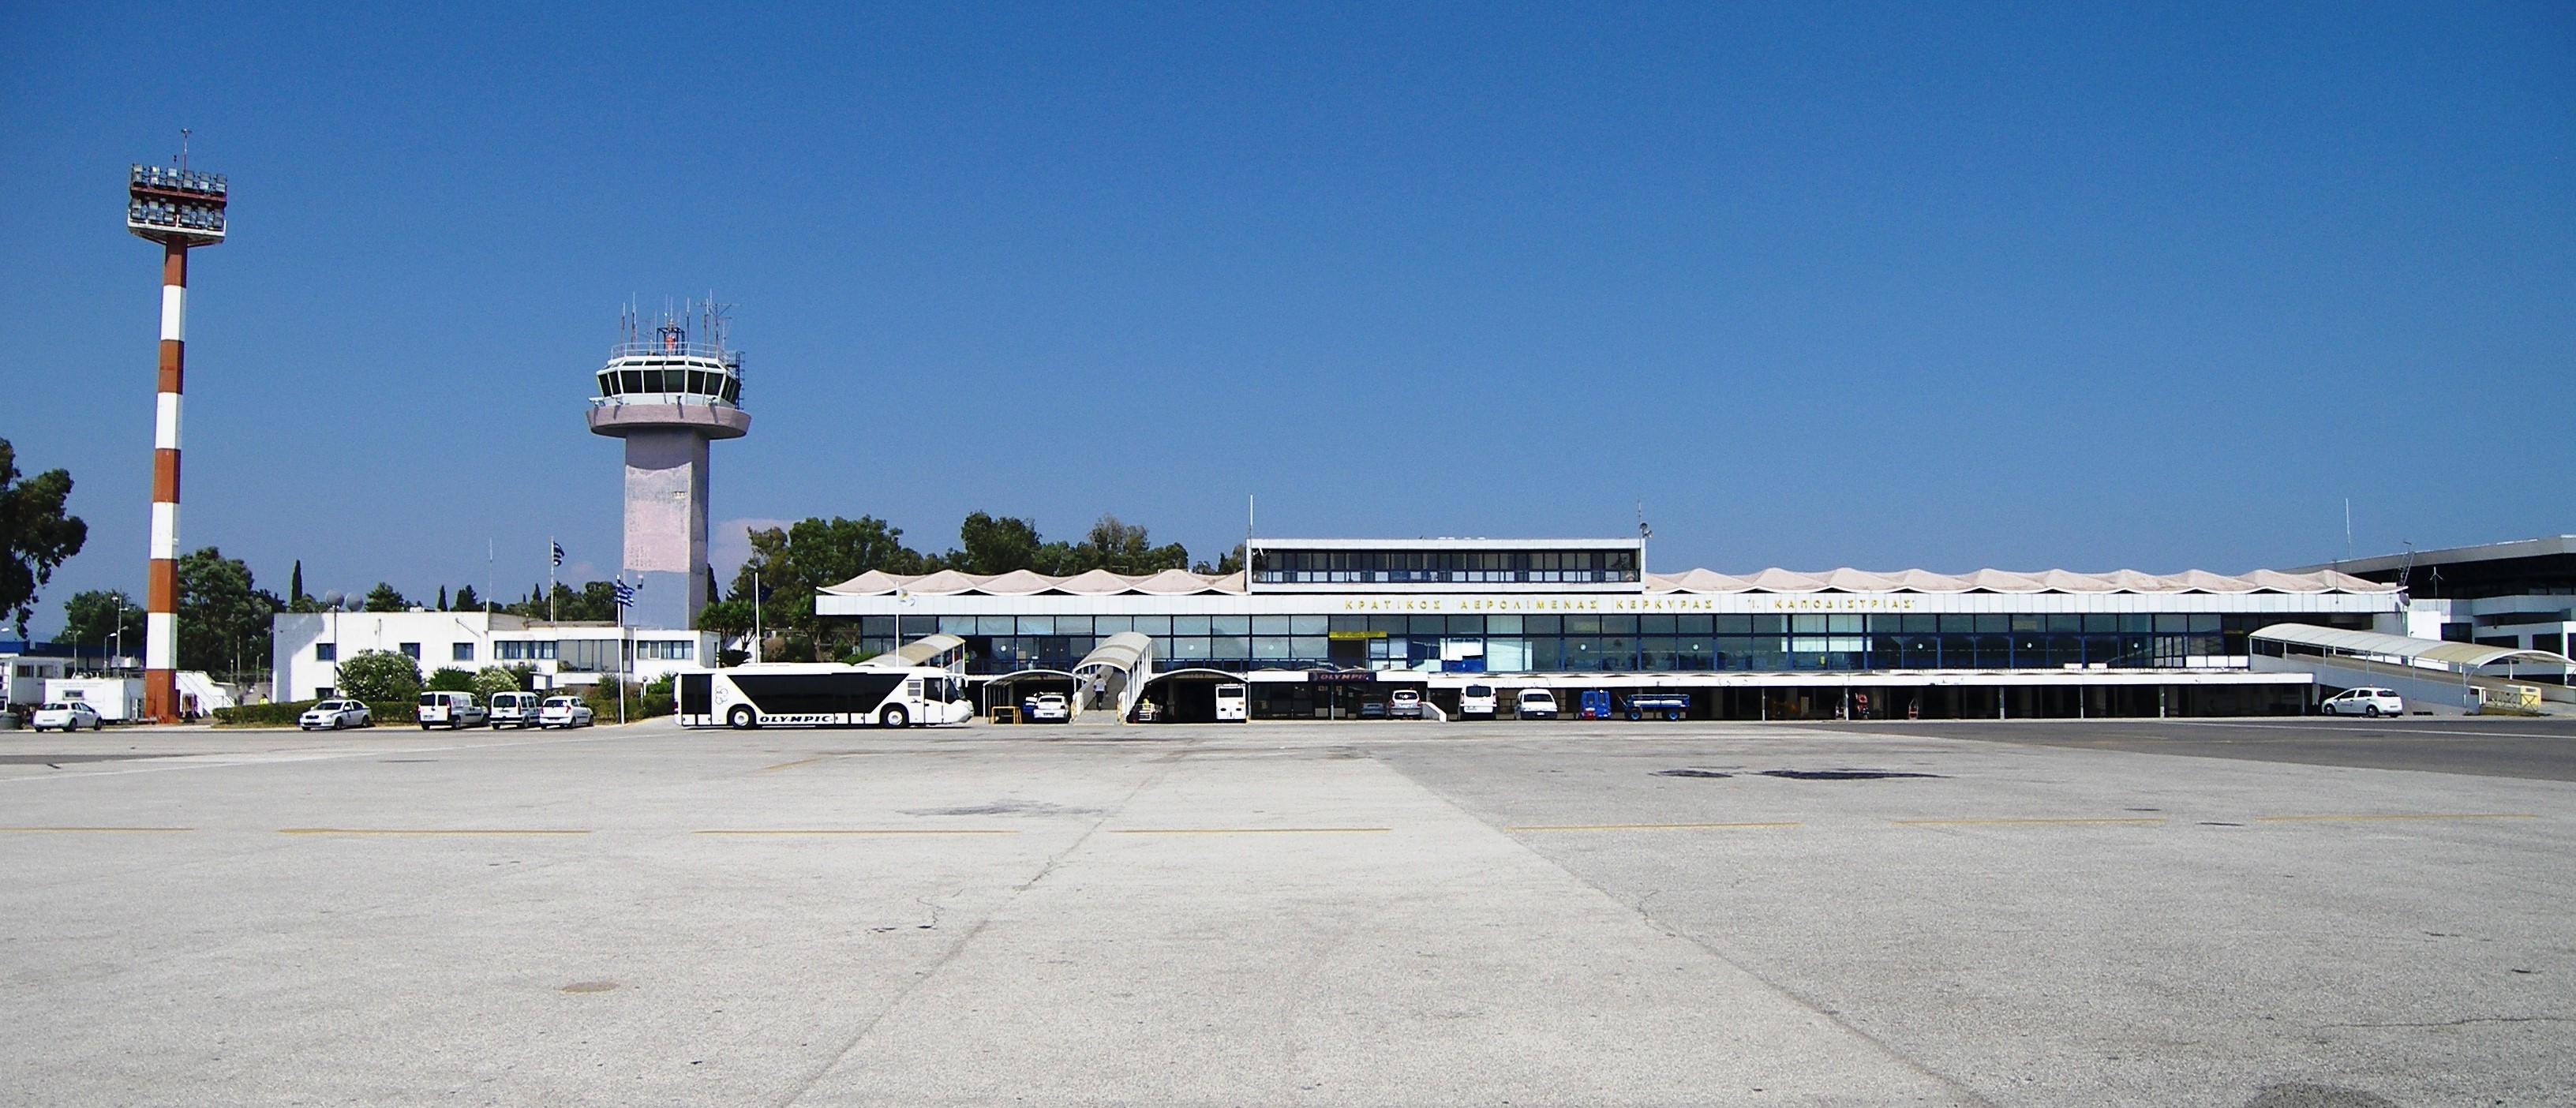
[2248,624,2574,674]
[1069,631,1155,721]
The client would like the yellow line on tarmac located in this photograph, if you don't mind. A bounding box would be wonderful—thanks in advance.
[278,828,591,836]
[1110,827,1391,835]
[692,829,1019,837]
[1893,817,2166,826]
[2252,812,2539,823]
[758,756,830,772]
[0,826,195,833]
[1510,821,1803,832]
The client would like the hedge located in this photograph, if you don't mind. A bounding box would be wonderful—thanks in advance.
[213,700,416,728]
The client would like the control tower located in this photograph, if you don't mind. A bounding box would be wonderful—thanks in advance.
[586,301,750,630]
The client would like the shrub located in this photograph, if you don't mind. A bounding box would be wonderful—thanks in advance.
[336,650,421,702]
[424,667,477,692]
[471,665,532,698]
[581,677,672,721]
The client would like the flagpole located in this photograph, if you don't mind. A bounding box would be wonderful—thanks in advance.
[616,577,628,726]
[548,537,559,623]
[752,569,762,663]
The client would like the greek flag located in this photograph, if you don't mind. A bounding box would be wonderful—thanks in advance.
[612,578,636,608]
[551,541,566,567]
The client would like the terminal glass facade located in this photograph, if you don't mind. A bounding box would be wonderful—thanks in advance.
[851,612,2362,676]
[1251,547,1639,586]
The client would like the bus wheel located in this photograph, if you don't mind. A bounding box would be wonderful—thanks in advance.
[879,705,910,729]
[728,705,759,730]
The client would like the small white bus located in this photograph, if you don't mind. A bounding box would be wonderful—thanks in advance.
[675,663,972,730]
[1214,683,1248,721]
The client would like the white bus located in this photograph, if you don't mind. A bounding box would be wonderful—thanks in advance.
[1214,683,1248,721]
[676,663,972,729]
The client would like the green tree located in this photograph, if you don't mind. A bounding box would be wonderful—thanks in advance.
[62,590,144,654]
[727,516,927,642]
[424,666,477,692]
[1051,515,1189,575]
[436,585,448,611]
[1193,543,1246,576]
[501,581,617,622]
[0,440,88,638]
[177,548,283,679]
[336,649,421,702]
[361,582,410,612]
[453,584,481,612]
[946,512,1045,575]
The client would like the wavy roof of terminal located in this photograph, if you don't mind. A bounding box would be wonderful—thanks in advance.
[818,566,2393,597]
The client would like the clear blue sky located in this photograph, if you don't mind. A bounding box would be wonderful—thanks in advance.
[5,2,2570,633]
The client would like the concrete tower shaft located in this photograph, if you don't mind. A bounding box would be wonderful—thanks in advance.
[586,302,748,631]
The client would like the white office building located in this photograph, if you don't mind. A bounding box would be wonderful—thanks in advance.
[270,611,717,702]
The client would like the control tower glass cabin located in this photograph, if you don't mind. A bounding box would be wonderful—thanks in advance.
[586,311,750,630]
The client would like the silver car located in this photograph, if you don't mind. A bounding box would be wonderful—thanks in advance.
[298,699,373,730]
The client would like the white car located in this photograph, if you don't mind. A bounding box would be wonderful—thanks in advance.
[537,696,594,728]
[2322,687,2405,717]
[1024,692,1069,723]
[298,700,373,730]
[1515,688,1559,720]
[29,702,102,732]
[1458,683,1497,718]
[1388,689,1425,719]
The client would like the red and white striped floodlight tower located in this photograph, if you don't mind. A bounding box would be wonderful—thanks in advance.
[126,154,227,722]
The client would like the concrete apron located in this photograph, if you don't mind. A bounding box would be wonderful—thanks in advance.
[798,750,1971,1106]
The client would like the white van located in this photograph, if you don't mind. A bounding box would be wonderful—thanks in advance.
[1458,683,1497,718]
[1515,688,1559,720]
[487,691,541,728]
[1215,683,1248,721]
[416,691,487,729]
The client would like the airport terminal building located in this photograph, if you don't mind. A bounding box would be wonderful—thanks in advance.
[815,537,2402,721]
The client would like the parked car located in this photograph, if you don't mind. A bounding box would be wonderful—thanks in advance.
[537,696,594,728]
[2322,687,2405,717]
[1388,689,1425,719]
[1626,692,1690,721]
[1358,698,1388,719]
[416,691,488,730]
[1025,692,1070,723]
[299,699,372,730]
[1516,689,1559,720]
[29,701,101,732]
[1458,683,1497,718]
[487,691,541,729]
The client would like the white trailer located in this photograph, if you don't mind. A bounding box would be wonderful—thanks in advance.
[43,678,144,722]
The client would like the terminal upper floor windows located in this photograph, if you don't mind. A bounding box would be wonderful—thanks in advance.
[1251,548,1641,585]
[452,642,475,662]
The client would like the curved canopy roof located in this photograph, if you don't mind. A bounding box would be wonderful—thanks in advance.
[1072,631,1155,676]
[856,633,966,669]
[818,565,2387,597]
[2250,623,2574,672]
